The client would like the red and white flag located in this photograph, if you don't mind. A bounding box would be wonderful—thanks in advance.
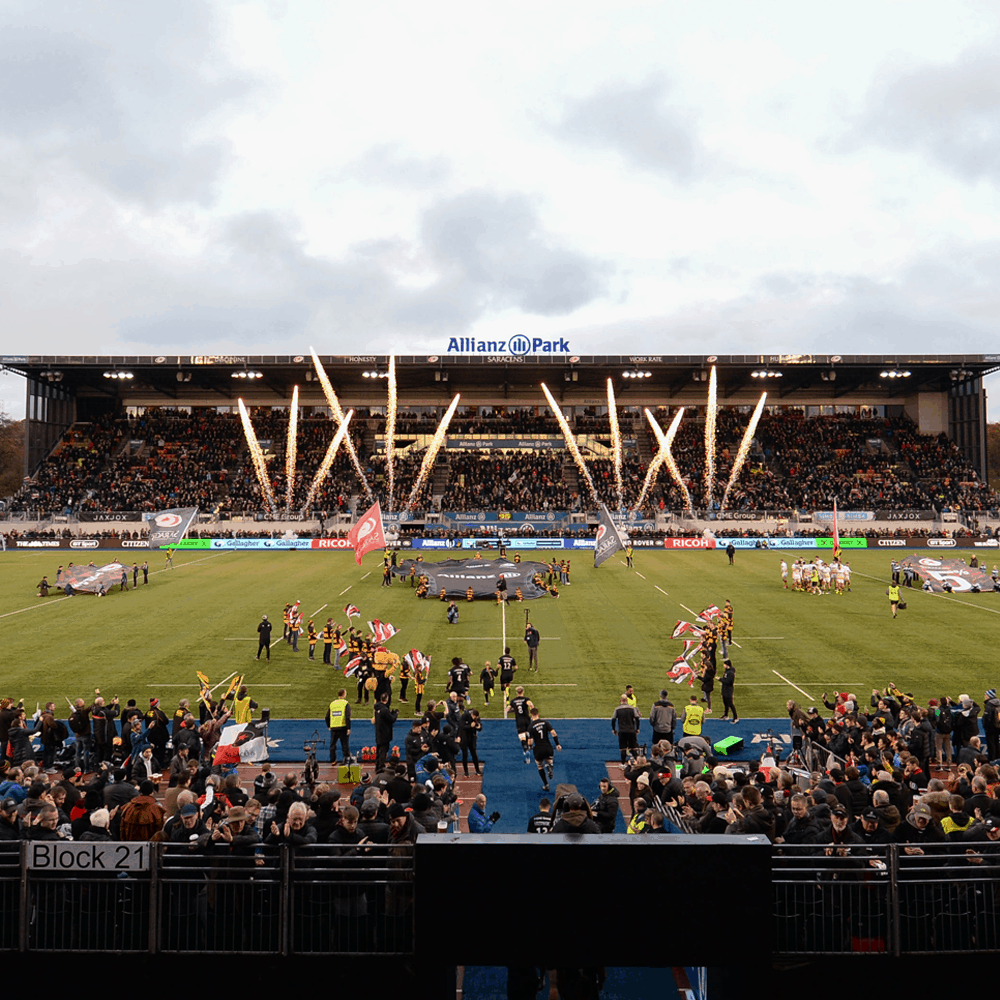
[368,619,399,644]
[347,500,386,566]
[672,620,705,639]
[667,657,696,687]
[833,498,842,561]
[344,604,360,619]
[404,649,430,674]
[343,655,363,677]
[698,605,721,621]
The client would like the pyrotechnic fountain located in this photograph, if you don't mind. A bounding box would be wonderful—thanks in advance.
[404,393,461,512]
[607,378,624,511]
[309,347,375,505]
[284,385,299,514]
[703,365,718,507]
[540,382,600,507]
[720,392,767,511]
[301,410,354,511]
[238,398,278,517]
[385,354,397,512]
[635,407,692,513]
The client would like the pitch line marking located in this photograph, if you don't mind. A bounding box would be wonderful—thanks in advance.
[148,683,292,688]
[360,572,371,580]
[655,585,670,597]
[855,570,1000,616]
[448,636,562,640]
[635,572,646,579]
[0,551,224,620]
[772,669,814,701]
[312,603,328,616]
[0,596,72,619]
[339,586,352,596]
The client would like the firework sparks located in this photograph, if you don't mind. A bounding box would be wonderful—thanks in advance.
[720,392,767,511]
[238,398,277,516]
[635,407,693,513]
[540,382,599,507]
[405,394,460,512]
[309,347,374,504]
[386,354,397,512]
[284,384,299,514]
[302,409,354,512]
[607,378,624,511]
[704,365,718,508]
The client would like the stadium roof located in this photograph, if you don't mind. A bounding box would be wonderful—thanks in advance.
[4,353,998,407]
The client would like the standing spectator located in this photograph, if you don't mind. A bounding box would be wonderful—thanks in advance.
[611,696,640,763]
[467,793,500,833]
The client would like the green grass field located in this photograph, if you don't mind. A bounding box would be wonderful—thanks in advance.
[1,548,997,721]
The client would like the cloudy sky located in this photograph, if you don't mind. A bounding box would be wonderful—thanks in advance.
[2,0,1000,418]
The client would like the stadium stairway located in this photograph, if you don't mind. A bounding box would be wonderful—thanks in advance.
[253,716,791,833]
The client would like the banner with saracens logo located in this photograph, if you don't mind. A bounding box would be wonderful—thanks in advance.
[594,503,627,568]
[143,507,199,549]
[347,500,386,566]
[913,557,994,592]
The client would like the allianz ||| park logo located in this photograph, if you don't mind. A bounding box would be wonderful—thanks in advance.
[446,335,571,355]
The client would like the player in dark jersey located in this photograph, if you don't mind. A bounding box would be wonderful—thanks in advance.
[526,798,553,833]
[447,657,472,706]
[509,686,534,763]
[527,708,561,791]
[497,647,517,702]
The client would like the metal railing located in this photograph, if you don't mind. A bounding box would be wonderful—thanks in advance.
[773,844,1000,956]
[3,842,413,955]
[4,840,999,955]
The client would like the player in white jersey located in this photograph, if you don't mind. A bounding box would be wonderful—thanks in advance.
[820,560,831,592]
[843,562,852,591]
[780,559,788,589]
[791,561,802,590]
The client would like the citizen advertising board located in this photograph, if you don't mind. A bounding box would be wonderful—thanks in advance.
[877,539,907,547]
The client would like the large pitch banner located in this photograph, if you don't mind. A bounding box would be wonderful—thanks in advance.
[912,557,996,593]
[60,562,129,594]
[393,556,552,599]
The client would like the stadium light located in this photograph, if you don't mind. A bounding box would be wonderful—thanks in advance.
[231,370,263,379]
[880,370,911,379]
[751,370,783,378]
[622,370,651,379]
[103,371,133,379]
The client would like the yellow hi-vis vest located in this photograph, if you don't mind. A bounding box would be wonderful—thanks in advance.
[328,698,349,729]
[683,704,705,735]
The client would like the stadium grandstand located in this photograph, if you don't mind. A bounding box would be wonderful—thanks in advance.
[1,353,997,535]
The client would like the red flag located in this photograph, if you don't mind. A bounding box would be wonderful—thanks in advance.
[833,498,842,562]
[347,500,386,566]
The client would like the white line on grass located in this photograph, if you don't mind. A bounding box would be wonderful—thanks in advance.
[855,571,1000,616]
[655,585,670,597]
[149,683,292,688]
[0,596,72,619]
[679,603,699,619]
[737,637,786,640]
[448,636,561,640]
[312,603,328,616]
[772,669,814,701]
[635,572,646,579]
[339,586,352,596]
[360,572,371,580]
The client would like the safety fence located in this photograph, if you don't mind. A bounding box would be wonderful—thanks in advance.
[773,844,1000,956]
[3,841,999,955]
[0,842,413,955]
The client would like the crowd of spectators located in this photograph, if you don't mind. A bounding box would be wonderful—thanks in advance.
[6,405,999,518]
